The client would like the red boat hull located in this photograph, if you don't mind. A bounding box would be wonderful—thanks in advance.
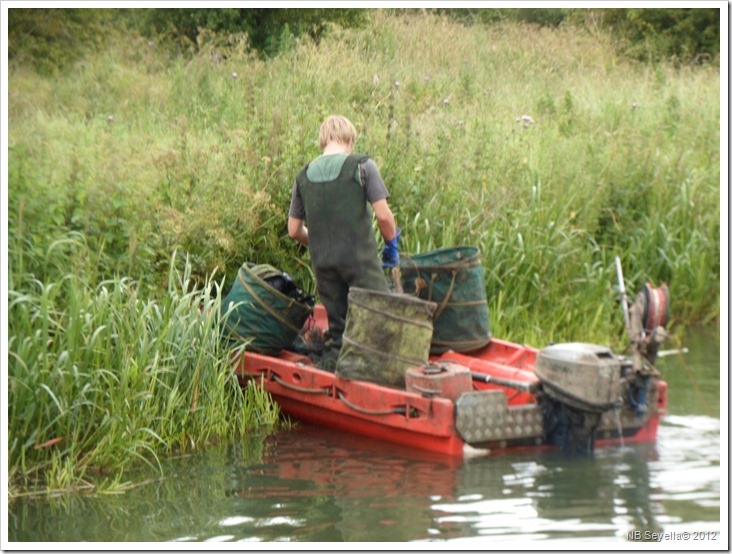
[235,307,667,457]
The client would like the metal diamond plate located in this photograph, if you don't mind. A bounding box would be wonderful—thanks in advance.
[455,391,544,445]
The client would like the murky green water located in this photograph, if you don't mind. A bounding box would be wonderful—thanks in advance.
[7,326,723,546]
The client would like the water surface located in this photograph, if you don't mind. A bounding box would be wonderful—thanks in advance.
[8,326,723,546]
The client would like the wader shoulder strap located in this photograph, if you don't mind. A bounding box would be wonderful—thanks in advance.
[295,163,310,188]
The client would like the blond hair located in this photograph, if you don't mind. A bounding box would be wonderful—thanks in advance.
[318,115,357,150]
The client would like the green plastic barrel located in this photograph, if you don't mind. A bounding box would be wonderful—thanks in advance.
[221,263,313,355]
[400,246,491,354]
[335,288,437,387]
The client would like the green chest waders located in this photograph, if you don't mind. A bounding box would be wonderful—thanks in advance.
[296,154,388,346]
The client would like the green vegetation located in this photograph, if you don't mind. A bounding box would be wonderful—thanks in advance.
[8,241,280,498]
[9,7,720,69]
[598,8,721,64]
[8,9,720,496]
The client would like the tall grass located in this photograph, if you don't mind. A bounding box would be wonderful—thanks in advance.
[8,237,279,498]
[8,12,718,341]
[7,11,720,489]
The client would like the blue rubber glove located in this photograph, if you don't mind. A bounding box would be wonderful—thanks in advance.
[381,228,401,269]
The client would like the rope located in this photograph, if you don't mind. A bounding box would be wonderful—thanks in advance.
[337,391,407,416]
[398,255,486,320]
[347,297,434,330]
[399,253,481,272]
[432,270,457,321]
[270,375,409,416]
[341,335,426,367]
[238,270,302,334]
[271,373,331,395]
[409,384,441,396]
[445,299,489,307]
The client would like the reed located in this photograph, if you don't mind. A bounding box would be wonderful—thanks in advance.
[8,12,718,337]
[8,239,279,498]
[7,12,720,494]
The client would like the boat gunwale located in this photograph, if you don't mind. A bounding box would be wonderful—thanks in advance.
[234,333,667,457]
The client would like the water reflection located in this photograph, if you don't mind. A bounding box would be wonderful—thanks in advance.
[426,445,661,542]
[662,323,721,417]
[7,326,722,544]
[10,415,719,544]
[220,426,462,542]
[432,414,720,544]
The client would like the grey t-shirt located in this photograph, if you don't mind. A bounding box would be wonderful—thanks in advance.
[288,154,389,220]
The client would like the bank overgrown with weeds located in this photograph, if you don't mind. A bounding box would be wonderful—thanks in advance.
[7,11,720,496]
[8,241,279,498]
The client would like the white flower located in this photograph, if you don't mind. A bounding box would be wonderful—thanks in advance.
[515,114,535,127]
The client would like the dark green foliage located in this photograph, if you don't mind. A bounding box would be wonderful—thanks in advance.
[426,7,720,62]
[139,8,366,56]
[599,8,721,63]
[9,7,720,69]
[511,8,568,27]
[8,8,365,70]
[8,8,114,74]
[425,8,566,26]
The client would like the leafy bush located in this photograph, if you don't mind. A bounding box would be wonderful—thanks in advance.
[138,7,366,56]
[597,8,721,63]
[8,9,114,74]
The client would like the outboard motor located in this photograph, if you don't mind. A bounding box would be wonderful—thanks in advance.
[535,343,623,454]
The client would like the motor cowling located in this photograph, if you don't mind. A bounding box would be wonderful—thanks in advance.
[535,343,623,454]
[535,343,623,412]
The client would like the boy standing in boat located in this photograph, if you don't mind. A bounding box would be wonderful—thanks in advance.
[288,115,400,359]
